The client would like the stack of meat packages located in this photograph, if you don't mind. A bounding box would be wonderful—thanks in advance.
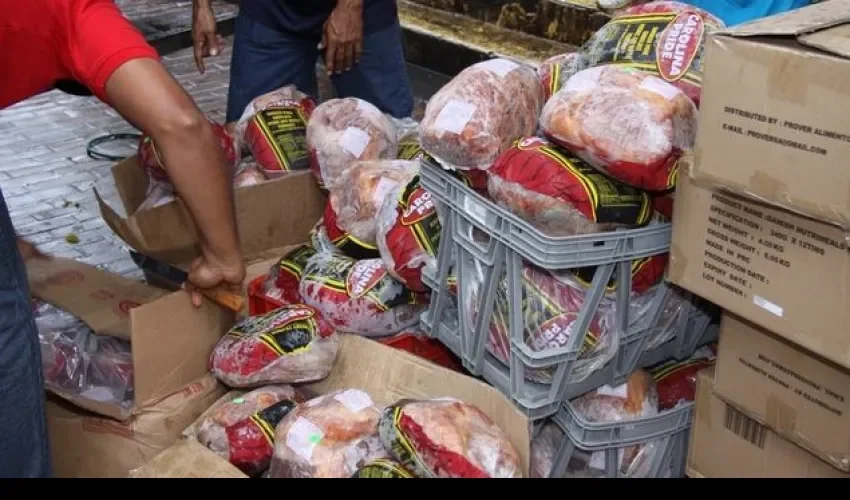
[134,85,316,212]
[197,304,523,478]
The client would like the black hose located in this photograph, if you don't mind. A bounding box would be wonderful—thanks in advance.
[86,133,142,162]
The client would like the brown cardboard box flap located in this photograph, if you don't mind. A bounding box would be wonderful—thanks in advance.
[304,335,532,476]
[27,257,167,341]
[719,0,850,43]
[128,439,248,478]
[95,156,325,266]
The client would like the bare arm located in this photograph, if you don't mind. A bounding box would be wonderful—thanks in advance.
[104,58,245,292]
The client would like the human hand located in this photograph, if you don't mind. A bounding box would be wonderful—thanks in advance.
[320,0,364,75]
[16,237,49,262]
[192,0,223,74]
[185,253,245,308]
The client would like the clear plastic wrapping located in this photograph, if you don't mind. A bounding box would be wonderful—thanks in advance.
[376,175,442,293]
[569,370,660,478]
[210,304,340,388]
[233,163,268,188]
[234,85,317,179]
[537,52,583,102]
[540,66,697,192]
[377,398,522,478]
[195,385,304,476]
[324,160,421,259]
[487,136,653,237]
[261,244,318,306]
[351,458,415,478]
[420,58,544,170]
[269,389,387,478]
[299,252,428,337]
[650,344,716,410]
[34,300,134,408]
[531,421,564,478]
[306,97,398,190]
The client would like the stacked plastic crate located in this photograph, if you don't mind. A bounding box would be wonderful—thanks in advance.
[418,157,719,478]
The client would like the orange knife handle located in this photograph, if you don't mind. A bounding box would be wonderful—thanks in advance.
[200,285,245,313]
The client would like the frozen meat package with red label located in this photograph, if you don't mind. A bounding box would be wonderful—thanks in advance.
[650,344,716,410]
[540,65,697,192]
[233,85,317,178]
[324,160,420,259]
[269,389,387,478]
[537,52,584,102]
[195,385,304,476]
[487,136,653,237]
[299,252,428,337]
[378,398,522,478]
[578,1,725,107]
[306,97,398,190]
[376,175,442,293]
[210,304,340,387]
[420,58,544,171]
[233,162,268,188]
[261,244,318,306]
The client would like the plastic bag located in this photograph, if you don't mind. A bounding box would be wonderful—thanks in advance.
[578,1,725,107]
[306,98,398,190]
[570,370,660,477]
[234,163,268,188]
[351,458,415,478]
[420,58,544,171]
[537,52,583,102]
[378,398,522,478]
[299,252,428,337]
[135,181,177,213]
[34,300,134,408]
[570,252,669,296]
[234,85,317,178]
[269,389,387,478]
[376,175,441,293]
[210,304,340,388]
[644,285,690,350]
[488,136,653,237]
[531,422,565,478]
[540,66,697,192]
[325,160,420,259]
[261,244,318,306]
[196,385,304,476]
[650,344,716,410]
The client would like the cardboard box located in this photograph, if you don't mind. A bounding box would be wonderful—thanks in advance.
[27,257,233,420]
[135,334,532,478]
[95,155,325,266]
[669,172,850,370]
[691,0,850,227]
[688,368,850,478]
[128,439,247,479]
[714,313,850,471]
[47,374,226,478]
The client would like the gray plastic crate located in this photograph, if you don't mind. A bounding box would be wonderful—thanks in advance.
[546,399,694,478]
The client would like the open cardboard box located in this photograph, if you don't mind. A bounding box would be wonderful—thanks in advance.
[94,155,325,267]
[130,335,532,478]
[27,257,234,420]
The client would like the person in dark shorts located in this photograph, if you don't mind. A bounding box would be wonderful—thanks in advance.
[192,0,414,122]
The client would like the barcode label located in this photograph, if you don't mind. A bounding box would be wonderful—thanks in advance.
[724,404,767,449]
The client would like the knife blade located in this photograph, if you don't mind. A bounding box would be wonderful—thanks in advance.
[129,251,245,313]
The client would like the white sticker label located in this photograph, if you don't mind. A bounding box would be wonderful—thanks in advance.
[639,77,680,101]
[753,295,784,317]
[372,178,399,209]
[463,195,488,226]
[478,58,519,78]
[333,389,374,413]
[596,383,629,399]
[286,417,325,461]
[434,100,476,135]
[340,127,370,158]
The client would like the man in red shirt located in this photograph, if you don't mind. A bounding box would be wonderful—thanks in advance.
[1,0,246,477]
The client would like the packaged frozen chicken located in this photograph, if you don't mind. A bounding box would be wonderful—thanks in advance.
[540,66,697,192]
[233,163,268,188]
[537,52,583,102]
[650,344,716,410]
[420,58,543,171]
[210,304,340,387]
[351,458,415,478]
[261,244,318,306]
[306,98,398,190]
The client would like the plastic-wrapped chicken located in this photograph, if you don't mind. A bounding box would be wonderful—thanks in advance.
[376,175,441,293]
[233,85,317,178]
[306,98,398,190]
[569,252,669,296]
[299,252,428,337]
[209,304,340,387]
[324,160,420,259]
[420,58,543,171]
[233,163,268,188]
[378,398,522,478]
[540,66,697,192]
[488,136,653,237]
[269,389,387,478]
[351,458,415,478]
[261,244,318,306]
[537,52,584,102]
[34,300,134,407]
[531,421,565,478]
[195,385,304,476]
[569,370,660,477]
[650,344,716,410]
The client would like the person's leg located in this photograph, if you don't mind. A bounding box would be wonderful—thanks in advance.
[0,189,51,478]
[225,12,320,123]
[331,18,414,119]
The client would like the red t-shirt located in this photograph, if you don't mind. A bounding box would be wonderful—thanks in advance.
[0,0,160,110]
